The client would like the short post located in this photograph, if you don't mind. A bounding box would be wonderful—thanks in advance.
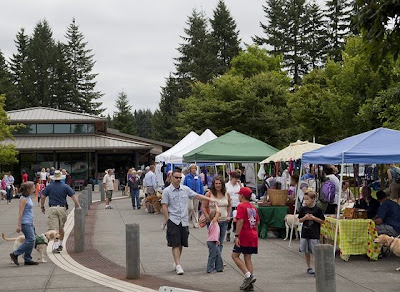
[126,224,140,279]
[100,183,105,201]
[81,190,89,212]
[74,208,85,252]
[87,184,92,206]
[315,244,336,292]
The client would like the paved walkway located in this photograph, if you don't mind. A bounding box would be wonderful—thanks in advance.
[2,190,400,291]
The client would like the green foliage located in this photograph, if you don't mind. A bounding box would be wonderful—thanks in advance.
[210,0,241,75]
[134,109,153,138]
[0,94,18,164]
[112,92,136,135]
[177,47,293,148]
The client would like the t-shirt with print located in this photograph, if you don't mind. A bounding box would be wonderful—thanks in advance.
[299,205,325,239]
[236,202,259,247]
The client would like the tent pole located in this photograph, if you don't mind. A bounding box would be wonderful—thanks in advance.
[223,164,225,182]
[289,162,303,248]
[333,164,344,258]
[254,163,258,198]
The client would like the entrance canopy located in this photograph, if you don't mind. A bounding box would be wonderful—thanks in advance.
[302,128,400,164]
[155,131,199,162]
[183,130,278,163]
[166,129,217,164]
[261,140,324,163]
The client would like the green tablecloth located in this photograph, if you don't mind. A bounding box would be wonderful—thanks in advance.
[256,206,289,239]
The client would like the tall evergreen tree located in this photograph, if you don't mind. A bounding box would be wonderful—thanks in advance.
[152,75,181,144]
[302,1,328,69]
[175,10,218,84]
[325,0,352,62]
[112,92,136,135]
[64,18,103,115]
[0,51,17,110]
[9,28,31,109]
[134,109,153,138]
[210,0,241,75]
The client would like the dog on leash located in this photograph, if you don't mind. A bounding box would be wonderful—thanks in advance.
[284,214,300,240]
[374,234,400,271]
[2,230,59,263]
[144,195,162,214]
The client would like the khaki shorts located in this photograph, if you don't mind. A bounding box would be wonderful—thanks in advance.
[106,190,113,199]
[48,206,67,231]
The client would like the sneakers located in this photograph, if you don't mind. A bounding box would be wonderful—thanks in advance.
[53,246,63,253]
[24,261,39,265]
[245,284,254,291]
[226,232,231,242]
[240,275,256,290]
[10,253,19,266]
[306,268,315,275]
[105,205,113,209]
[176,265,184,275]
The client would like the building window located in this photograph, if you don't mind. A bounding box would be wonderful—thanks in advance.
[14,124,36,134]
[71,124,88,134]
[54,124,71,134]
[37,124,53,134]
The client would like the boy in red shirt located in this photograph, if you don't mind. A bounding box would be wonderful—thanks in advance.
[232,187,260,291]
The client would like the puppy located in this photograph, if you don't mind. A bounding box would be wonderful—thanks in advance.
[284,214,300,240]
[374,234,400,271]
[2,230,59,263]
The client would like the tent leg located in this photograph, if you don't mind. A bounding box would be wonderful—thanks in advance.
[333,164,344,259]
[223,164,225,182]
[289,164,303,248]
[254,163,258,199]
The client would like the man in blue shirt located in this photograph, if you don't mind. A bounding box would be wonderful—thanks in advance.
[374,190,400,237]
[183,164,204,228]
[41,170,81,253]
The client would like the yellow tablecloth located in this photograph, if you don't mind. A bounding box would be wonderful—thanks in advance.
[321,217,380,261]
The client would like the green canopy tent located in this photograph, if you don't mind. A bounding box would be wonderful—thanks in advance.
[183,130,278,163]
[183,130,278,198]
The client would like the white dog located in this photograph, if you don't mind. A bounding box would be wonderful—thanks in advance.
[283,214,300,240]
[2,230,59,263]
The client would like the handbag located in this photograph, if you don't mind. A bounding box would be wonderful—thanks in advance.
[199,213,207,228]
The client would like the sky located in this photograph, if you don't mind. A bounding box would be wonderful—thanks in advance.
[1,0,324,116]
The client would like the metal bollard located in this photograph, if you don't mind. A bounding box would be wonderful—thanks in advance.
[126,224,140,279]
[87,184,92,207]
[100,183,105,201]
[74,208,85,252]
[315,244,336,292]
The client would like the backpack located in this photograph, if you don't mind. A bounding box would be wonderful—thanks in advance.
[320,180,336,204]
[392,168,400,184]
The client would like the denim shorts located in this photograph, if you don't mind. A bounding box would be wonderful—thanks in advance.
[299,238,319,254]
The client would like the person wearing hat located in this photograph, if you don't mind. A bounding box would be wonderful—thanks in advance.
[231,187,259,291]
[40,170,81,253]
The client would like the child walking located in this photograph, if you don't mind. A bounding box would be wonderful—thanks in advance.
[298,191,325,275]
[231,187,259,291]
[206,204,223,273]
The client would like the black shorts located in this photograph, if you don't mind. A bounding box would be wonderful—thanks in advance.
[232,245,258,254]
[166,220,189,247]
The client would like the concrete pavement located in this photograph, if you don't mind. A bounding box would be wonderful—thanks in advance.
[2,189,400,291]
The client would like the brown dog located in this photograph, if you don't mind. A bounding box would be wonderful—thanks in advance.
[374,234,400,271]
[2,230,59,263]
[144,195,162,214]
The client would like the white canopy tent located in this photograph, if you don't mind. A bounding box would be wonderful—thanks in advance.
[166,129,217,164]
[260,140,324,163]
[155,131,199,163]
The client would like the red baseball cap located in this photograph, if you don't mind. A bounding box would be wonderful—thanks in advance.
[237,187,252,199]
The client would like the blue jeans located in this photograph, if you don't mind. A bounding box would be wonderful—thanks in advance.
[218,221,228,253]
[6,186,13,202]
[207,241,223,272]
[13,223,35,262]
[130,188,140,208]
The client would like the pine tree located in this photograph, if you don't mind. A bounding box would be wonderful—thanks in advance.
[325,0,352,62]
[112,92,136,135]
[0,51,17,110]
[152,75,181,144]
[134,109,153,138]
[9,28,31,109]
[64,18,103,115]
[210,0,241,75]
[175,10,218,84]
[302,1,328,69]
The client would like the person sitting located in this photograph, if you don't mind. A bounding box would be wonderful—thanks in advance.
[340,180,354,204]
[354,186,380,219]
[373,190,400,237]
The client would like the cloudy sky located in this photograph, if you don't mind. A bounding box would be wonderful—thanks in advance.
[1,0,324,116]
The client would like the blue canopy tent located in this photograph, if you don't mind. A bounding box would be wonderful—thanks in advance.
[296,127,400,255]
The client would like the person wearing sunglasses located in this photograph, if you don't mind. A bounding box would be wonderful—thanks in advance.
[161,168,218,275]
